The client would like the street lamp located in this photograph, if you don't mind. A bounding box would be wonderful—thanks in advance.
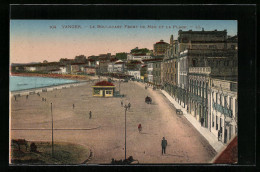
[123,104,128,160]
[51,102,54,157]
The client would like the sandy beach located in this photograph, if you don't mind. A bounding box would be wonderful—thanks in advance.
[10,79,216,164]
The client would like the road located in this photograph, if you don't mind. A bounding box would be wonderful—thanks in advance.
[10,80,216,164]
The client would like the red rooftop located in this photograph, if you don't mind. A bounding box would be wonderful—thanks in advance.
[94,81,115,86]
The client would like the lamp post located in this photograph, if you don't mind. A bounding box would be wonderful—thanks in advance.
[51,102,54,157]
[123,104,128,160]
[119,79,121,93]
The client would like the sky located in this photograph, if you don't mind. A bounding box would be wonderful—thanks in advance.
[10,20,237,64]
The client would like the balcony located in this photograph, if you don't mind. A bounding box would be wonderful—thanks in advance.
[213,102,232,117]
[189,67,211,75]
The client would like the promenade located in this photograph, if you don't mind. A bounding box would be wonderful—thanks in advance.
[10,80,217,164]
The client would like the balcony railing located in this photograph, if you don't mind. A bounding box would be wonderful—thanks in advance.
[189,67,211,74]
[213,102,233,118]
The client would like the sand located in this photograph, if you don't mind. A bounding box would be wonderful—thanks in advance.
[10,79,216,164]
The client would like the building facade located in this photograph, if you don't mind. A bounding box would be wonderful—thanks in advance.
[153,61,162,88]
[153,40,169,56]
[210,78,237,144]
[188,67,211,128]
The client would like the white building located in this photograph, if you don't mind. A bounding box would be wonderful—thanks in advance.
[127,53,152,61]
[107,60,125,73]
[59,66,68,74]
[210,78,237,144]
[127,70,141,80]
[147,62,153,83]
[177,50,188,90]
[25,66,37,72]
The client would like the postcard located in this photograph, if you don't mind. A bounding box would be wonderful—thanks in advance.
[10,19,238,165]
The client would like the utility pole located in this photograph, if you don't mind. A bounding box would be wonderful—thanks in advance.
[119,80,121,93]
[124,104,128,160]
[51,102,54,157]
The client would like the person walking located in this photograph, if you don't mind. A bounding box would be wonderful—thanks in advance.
[14,95,16,101]
[26,95,28,99]
[121,100,123,107]
[73,104,75,109]
[128,103,131,110]
[89,111,92,119]
[138,124,142,133]
[161,137,167,155]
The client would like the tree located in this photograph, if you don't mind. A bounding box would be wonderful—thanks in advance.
[115,52,127,60]
[130,48,150,54]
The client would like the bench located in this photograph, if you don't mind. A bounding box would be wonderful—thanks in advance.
[176,109,183,115]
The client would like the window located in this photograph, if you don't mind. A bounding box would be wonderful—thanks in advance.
[212,114,214,127]
[192,59,197,67]
[106,90,112,94]
[216,93,218,104]
[224,96,228,108]
[94,89,100,94]
[220,118,222,133]
[216,116,218,130]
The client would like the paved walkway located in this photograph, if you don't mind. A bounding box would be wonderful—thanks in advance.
[160,90,224,152]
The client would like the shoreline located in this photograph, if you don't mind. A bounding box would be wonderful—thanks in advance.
[10,73,100,96]
[11,72,93,81]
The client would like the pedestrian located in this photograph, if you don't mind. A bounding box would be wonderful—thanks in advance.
[73,104,75,109]
[121,100,123,107]
[138,124,142,133]
[128,103,131,110]
[200,117,204,127]
[14,95,16,101]
[218,130,221,141]
[89,111,92,119]
[44,98,46,102]
[26,95,28,99]
[161,137,167,155]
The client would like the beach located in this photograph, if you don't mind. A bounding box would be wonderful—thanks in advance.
[10,79,216,164]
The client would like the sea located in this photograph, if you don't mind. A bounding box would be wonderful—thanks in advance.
[10,76,78,92]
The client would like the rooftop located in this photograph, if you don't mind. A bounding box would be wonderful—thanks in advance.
[94,81,115,86]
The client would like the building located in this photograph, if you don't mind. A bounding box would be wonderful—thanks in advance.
[127,70,141,80]
[84,66,96,75]
[74,55,87,63]
[162,57,178,98]
[153,40,169,56]
[178,29,228,53]
[59,65,69,74]
[177,48,238,108]
[147,62,153,84]
[127,54,152,61]
[210,78,237,144]
[92,81,116,97]
[188,67,211,127]
[153,61,162,88]
[70,63,86,74]
[161,35,179,97]
[142,59,163,86]
[107,60,125,73]
[140,65,147,82]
